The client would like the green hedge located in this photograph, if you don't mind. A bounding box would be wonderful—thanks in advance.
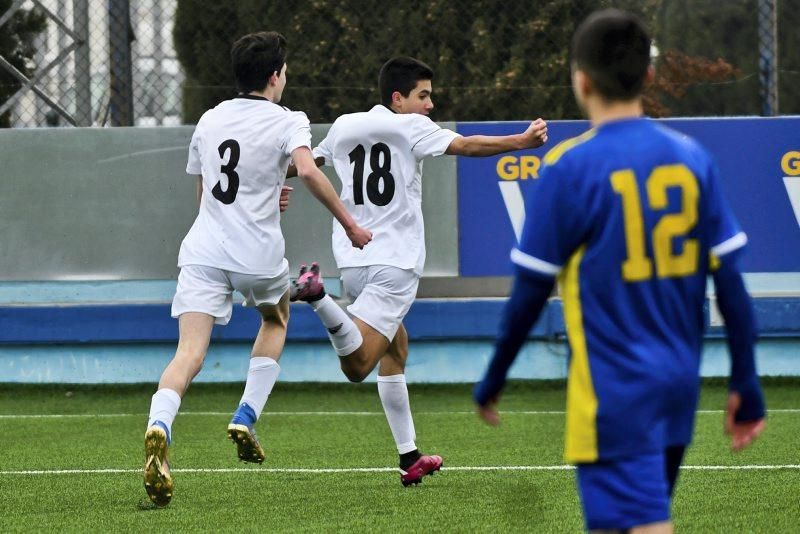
[174,0,798,123]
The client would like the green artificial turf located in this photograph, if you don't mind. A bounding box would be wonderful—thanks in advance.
[0,380,797,532]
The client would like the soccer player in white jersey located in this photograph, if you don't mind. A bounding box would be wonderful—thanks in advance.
[142,31,372,507]
[289,56,548,486]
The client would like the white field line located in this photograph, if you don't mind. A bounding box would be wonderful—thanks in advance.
[0,409,799,419]
[2,465,800,476]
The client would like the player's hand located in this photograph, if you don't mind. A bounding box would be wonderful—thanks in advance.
[475,395,501,426]
[724,391,766,451]
[520,118,548,149]
[346,225,372,249]
[279,186,293,213]
[524,118,548,147]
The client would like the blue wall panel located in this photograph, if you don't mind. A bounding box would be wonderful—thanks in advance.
[457,117,800,276]
[2,297,796,345]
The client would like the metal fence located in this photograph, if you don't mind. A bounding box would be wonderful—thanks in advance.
[0,0,791,128]
[1,0,181,127]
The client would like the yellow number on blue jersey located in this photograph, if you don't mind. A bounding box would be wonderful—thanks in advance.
[612,164,700,281]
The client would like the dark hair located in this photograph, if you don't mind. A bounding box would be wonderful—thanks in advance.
[231,31,287,93]
[378,56,434,106]
[571,9,651,101]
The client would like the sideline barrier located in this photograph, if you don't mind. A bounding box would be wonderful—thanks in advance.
[1,118,798,382]
[2,297,800,345]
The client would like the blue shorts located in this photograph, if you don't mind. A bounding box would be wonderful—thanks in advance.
[576,452,672,531]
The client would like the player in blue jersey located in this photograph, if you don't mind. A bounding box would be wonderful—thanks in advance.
[474,9,766,533]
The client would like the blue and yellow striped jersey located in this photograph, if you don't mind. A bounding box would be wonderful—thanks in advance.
[512,117,746,462]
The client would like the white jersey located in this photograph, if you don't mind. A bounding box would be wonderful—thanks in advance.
[313,105,460,275]
[180,96,311,276]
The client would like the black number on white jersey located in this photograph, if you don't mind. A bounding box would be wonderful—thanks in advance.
[213,139,240,204]
[348,143,395,206]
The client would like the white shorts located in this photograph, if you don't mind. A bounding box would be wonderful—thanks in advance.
[171,264,290,325]
[340,265,419,341]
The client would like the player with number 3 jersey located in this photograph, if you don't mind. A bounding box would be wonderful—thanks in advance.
[289,56,548,486]
[313,100,458,276]
[142,31,371,508]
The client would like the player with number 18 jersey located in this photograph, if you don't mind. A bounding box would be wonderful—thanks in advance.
[290,56,548,487]
[313,105,459,276]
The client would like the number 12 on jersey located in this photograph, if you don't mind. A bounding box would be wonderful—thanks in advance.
[349,143,395,206]
[611,164,700,281]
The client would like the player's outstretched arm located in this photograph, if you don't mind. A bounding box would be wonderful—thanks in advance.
[446,118,548,157]
[713,254,766,451]
[474,269,554,425]
[291,146,372,249]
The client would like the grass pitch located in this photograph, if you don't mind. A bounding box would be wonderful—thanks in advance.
[0,379,798,532]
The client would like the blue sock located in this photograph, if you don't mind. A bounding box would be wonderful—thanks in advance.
[231,403,257,427]
[152,420,172,445]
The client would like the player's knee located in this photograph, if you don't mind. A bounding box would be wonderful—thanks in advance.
[175,346,205,367]
[342,364,368,383]
[259,307,288,331]
[345,370,368,383]
[390,345,408,363]
[258,299,290,328]
[263,313,288,330]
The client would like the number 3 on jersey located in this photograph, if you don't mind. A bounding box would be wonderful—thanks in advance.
[213,139,240,205]
[349,143,395,206]
[611,164,699,281]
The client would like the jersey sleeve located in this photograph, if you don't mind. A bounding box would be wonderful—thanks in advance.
[703,158,747,262]
[409,114,461,159]
[282,111,312,156]
[186,127,201,175]
[511,161,591,277]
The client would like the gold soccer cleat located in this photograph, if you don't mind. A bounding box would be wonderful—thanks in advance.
[227,424,266,464]
[143,426,174,507]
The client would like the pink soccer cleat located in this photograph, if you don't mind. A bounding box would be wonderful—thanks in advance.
[400,454,443,486]
[289,262,326,302]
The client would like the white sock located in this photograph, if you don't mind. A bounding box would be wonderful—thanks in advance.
[147,388,181,436]
[238,356,281,419]
[377,374,417,454]
[310,295,363,356]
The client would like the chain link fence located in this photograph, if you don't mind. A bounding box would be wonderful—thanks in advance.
[1,0,181,127]
[0,0,794,128]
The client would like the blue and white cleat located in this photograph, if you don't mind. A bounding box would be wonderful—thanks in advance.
[227,403,265,464]
[143,421,174,507]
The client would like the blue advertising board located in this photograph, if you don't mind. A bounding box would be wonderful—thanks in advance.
[456,117,800,276]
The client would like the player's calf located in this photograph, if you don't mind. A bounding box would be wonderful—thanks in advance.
[143,422,174,507]
[291,262,365,360]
